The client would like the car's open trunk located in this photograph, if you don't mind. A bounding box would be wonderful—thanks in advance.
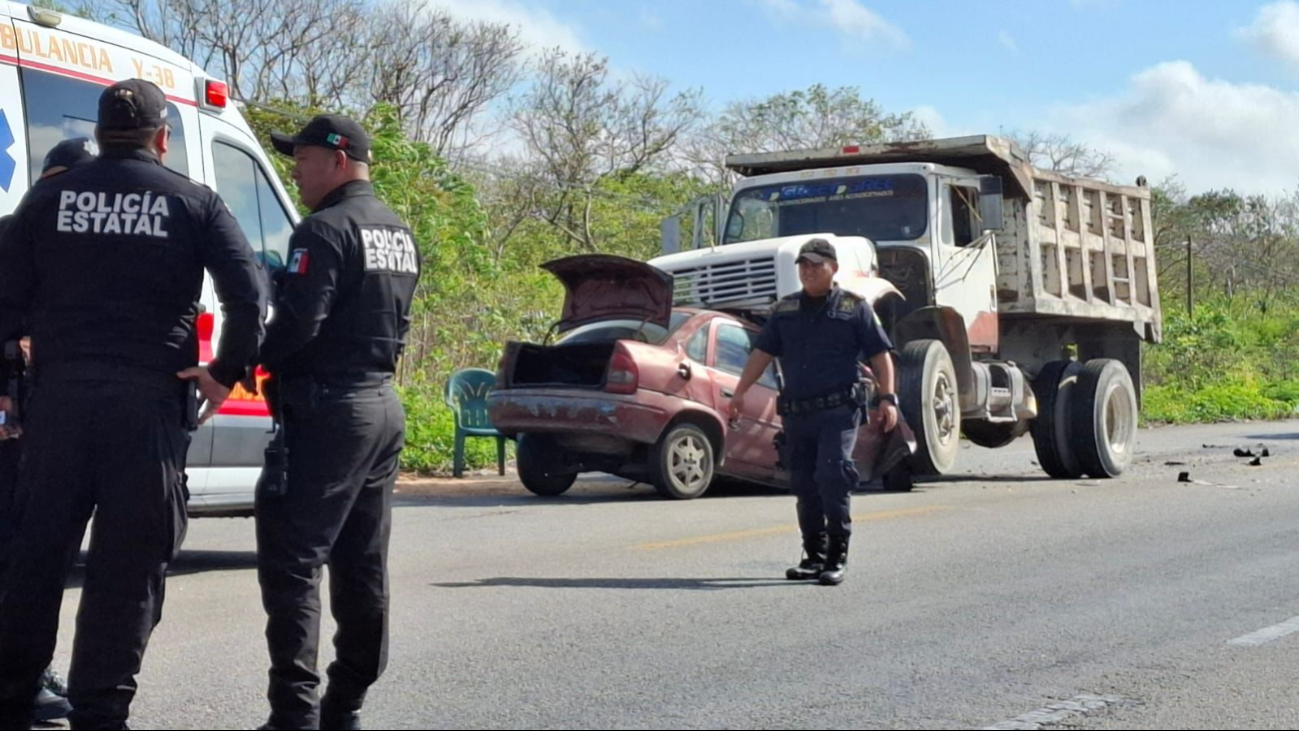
[502,342,616,389]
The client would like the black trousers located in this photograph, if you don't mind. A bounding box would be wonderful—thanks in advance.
[785,404,861,541]
[0,379,189,730]
[256,380,404,730]
[0,438,21,586]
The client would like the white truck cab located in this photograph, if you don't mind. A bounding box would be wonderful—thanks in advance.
[0,3,300,516]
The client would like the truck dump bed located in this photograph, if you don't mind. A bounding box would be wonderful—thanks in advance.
[726,136,1162,342]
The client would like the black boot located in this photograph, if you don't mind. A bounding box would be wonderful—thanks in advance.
[40,667,67,698]
[785,534,828,581]
[819,536,849,586]
[321,696,363,731]
[33,666,71,724]
[32,686,71,724]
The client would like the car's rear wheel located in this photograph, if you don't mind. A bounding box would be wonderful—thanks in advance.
[650,423,715,500]
[516,434,577,497]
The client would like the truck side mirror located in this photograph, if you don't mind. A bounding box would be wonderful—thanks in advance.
[661,215,681,255]
[978,176,1005,232]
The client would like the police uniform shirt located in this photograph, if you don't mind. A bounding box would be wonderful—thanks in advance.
[0,149,265,387]
[754,285,893,400]
[258,180,419,380]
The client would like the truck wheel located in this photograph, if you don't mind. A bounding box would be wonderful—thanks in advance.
[651,423,715,500]
[1030,361,1083,479]
[898,340,961,476]
[516,434,577,497]
[1070,359,1138,478]
[962,419,1029,449]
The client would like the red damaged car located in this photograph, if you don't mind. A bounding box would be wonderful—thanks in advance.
[488,255,913,499]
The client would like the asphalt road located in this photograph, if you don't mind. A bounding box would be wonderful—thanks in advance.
[35,420,1299,729]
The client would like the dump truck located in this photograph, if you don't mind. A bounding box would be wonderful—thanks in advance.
[651,135,1161,480]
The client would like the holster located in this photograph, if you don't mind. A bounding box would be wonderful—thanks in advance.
[255,374,289,499]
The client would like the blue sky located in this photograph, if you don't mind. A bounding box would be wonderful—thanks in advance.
[437,0,1299,196]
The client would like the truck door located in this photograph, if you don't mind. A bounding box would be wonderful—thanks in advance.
[931,180,999,351]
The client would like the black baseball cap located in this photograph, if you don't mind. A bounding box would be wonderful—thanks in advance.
[796,237,837,264]
[98,79,169,131]
[271,115,371,163]
[42,137,96,173]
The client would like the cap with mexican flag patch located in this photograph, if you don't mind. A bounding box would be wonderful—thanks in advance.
[271,114,371,163]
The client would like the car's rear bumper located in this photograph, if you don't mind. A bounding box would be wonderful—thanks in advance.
[488,389,677,446]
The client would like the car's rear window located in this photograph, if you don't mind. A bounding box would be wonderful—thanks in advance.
[558,311,691,345]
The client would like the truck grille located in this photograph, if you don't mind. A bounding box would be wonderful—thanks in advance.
[668,257,778,306]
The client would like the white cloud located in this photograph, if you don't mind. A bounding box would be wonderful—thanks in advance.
[638,9,664,31]
[910,105,969,139]
[433,0,587,56]
[820,0,909,49]
[1047,60,1299,194]
[1235,1,1299,72]
[756,0,909,50]
[759,0,801,19]
[997,30,1019,54]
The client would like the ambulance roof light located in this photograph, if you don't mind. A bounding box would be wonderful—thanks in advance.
[204,79,228,109]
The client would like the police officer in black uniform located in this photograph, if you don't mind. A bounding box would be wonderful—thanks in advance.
[0,79,266,730]
[728,238,899,586]
[256,115,419,731]
[0,137,97,726]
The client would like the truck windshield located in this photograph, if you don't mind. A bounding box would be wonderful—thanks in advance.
[723,173,929,244]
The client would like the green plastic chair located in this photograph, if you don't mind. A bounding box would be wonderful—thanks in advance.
[444,368,506,478]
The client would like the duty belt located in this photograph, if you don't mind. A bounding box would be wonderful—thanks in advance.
[777,386,857,416]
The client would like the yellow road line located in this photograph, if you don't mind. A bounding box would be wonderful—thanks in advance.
[631,505,952,551]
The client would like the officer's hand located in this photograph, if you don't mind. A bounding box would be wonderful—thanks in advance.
[727,389,746,425]
[880,402,899,433]
[177,366,231,425]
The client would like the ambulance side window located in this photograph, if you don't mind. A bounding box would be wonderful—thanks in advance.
[21,68,189,182]
[211,142,293,271]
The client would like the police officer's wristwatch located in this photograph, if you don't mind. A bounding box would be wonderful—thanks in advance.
[878,393,899,407]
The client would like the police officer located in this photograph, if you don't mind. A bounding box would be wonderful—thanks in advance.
[256,115,418,730]
[0,137,97,727]
[0,79,266,729]
[728,238,899,586]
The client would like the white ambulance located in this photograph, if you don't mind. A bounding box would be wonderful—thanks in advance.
[0,3,299,516]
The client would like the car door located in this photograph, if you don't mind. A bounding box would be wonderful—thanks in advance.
[707,320,783,479]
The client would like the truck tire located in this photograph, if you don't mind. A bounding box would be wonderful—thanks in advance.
[962,419,1029,449]
[650,423,715,500]
[1030,360,1083,479]
[516,434,577,497]
[898,340,961,476]
[1070,359,1138,478]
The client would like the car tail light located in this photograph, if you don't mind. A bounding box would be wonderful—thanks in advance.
[605,346,638,394]
[197,311,214,363]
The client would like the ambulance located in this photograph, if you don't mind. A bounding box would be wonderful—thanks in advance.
[0,3,300,516]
